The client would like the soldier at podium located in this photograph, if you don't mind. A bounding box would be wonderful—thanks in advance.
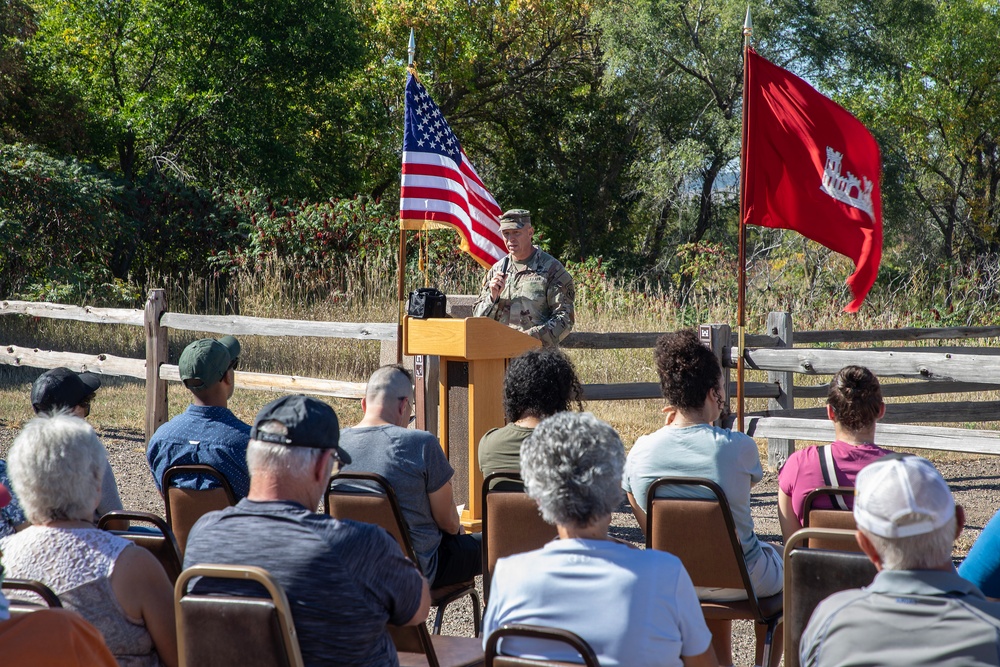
[472,209,575,346]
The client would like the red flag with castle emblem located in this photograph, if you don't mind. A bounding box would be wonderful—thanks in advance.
[743,48,882,312]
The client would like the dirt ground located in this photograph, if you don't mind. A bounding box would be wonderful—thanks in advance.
[3,423,1000,666]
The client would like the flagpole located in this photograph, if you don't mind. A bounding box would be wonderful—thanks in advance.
[736,7,752,432]
[397,29,418,363]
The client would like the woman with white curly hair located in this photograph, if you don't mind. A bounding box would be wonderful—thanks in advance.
[482,411,718,667]
[0,413,177,667]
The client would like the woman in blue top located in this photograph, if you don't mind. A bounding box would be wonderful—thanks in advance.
[623,329,783,667]
[484,412,717,667]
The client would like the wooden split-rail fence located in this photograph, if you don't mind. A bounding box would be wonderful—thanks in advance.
[3,291,1000,468]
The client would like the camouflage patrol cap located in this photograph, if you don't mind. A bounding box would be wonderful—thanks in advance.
[498,209,532,231]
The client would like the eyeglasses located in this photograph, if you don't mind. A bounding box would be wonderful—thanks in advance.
[400,396,416,425]
[229,357,240,371]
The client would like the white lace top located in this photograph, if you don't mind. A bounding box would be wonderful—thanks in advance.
[0,526,163,667]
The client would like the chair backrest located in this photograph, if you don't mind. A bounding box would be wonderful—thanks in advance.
[782,528,877,667]
[324,471,418,561]
[174,564,304,667]
[802,487,860,551]
[485,624,601,667]
[646,477,756,592]
[481,472,557,604]
[162,464,238,555]
[2,579,61,617]
[98,510,184,584]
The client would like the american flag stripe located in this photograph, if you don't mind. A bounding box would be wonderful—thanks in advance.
[399,164,504,247]
[400,73,506,267]
[399,197,504,254]
[399,164,504,259]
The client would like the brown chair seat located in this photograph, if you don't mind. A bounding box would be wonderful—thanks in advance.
[782,528,877,667]
[162,464,237,555]
[98,510,183,584]
[802,486,861,551]
[174,564,304,667]
[2,579,61,618]
[326,472,481,637]
[643,476,784,667]
[484,624,601,667]
[398,635,485,667]
[481,472,557,606]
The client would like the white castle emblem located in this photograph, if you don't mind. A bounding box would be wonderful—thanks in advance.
[820,147,875,221]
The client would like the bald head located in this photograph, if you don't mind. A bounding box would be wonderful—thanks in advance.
[360,365,414,427]
[365,365,413,402]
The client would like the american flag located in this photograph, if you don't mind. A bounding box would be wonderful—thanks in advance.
[399,72,505,268]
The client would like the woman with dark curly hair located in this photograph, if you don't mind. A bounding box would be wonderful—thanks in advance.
[623,329,782,667]
[478,348,582,483]
[777,365,891,541]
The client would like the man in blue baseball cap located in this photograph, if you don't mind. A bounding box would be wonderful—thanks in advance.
[184,395,429,667]
[146,336,252,498]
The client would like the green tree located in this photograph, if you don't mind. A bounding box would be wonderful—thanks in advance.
[595,0,791,273]
[350,0,642,261]
[28,0,365,195]
[788,0,1000,289]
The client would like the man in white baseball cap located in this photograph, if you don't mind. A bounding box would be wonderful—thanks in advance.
[800,454,1000,666]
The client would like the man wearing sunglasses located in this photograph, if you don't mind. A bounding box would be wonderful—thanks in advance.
[146,335,252,499]
[25,367,125,527]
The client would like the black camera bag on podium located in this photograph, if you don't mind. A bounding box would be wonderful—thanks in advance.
[407,288,447,319]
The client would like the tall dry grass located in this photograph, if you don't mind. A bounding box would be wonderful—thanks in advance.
[3,242,1000,450]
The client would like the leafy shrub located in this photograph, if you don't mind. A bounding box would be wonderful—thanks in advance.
[0,143,129,301]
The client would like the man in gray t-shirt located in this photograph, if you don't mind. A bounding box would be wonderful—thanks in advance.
[184,395,429,667]
[340,365,483,588]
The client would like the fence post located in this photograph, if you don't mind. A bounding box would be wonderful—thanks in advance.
[766,311,795,471]
[144,289,168,444]
[700,324,731,427]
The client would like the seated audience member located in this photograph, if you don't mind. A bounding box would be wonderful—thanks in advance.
[478,348,582,485]
[0,463,27,538]
[340,365,482,588]
[483,412,717,667]
[801,455,1000,667]
[0,497,118,667]
[31,367,125,522]
[0,414,177,667]
[777,365,892,541]
[0,608,118,667]
[147,336,251,498]
[184,395,429,667]
[960,509,1000,599]
[622,329,781,667]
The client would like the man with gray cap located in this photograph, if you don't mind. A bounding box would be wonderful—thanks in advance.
[184,395,429,667]
[146,335,251,498]
[472,209,575,346]
[800,454,1000,667]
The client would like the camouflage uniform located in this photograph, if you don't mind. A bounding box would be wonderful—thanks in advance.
[472,247,575,346]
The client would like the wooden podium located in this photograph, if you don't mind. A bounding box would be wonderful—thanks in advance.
[403,316,540,529]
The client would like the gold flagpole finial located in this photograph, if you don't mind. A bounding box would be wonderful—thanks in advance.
[743,6,753,45]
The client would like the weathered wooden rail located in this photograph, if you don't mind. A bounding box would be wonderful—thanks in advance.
[4,293,1000,467]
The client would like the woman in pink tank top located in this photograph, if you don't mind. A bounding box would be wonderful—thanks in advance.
[777,365,893,542]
